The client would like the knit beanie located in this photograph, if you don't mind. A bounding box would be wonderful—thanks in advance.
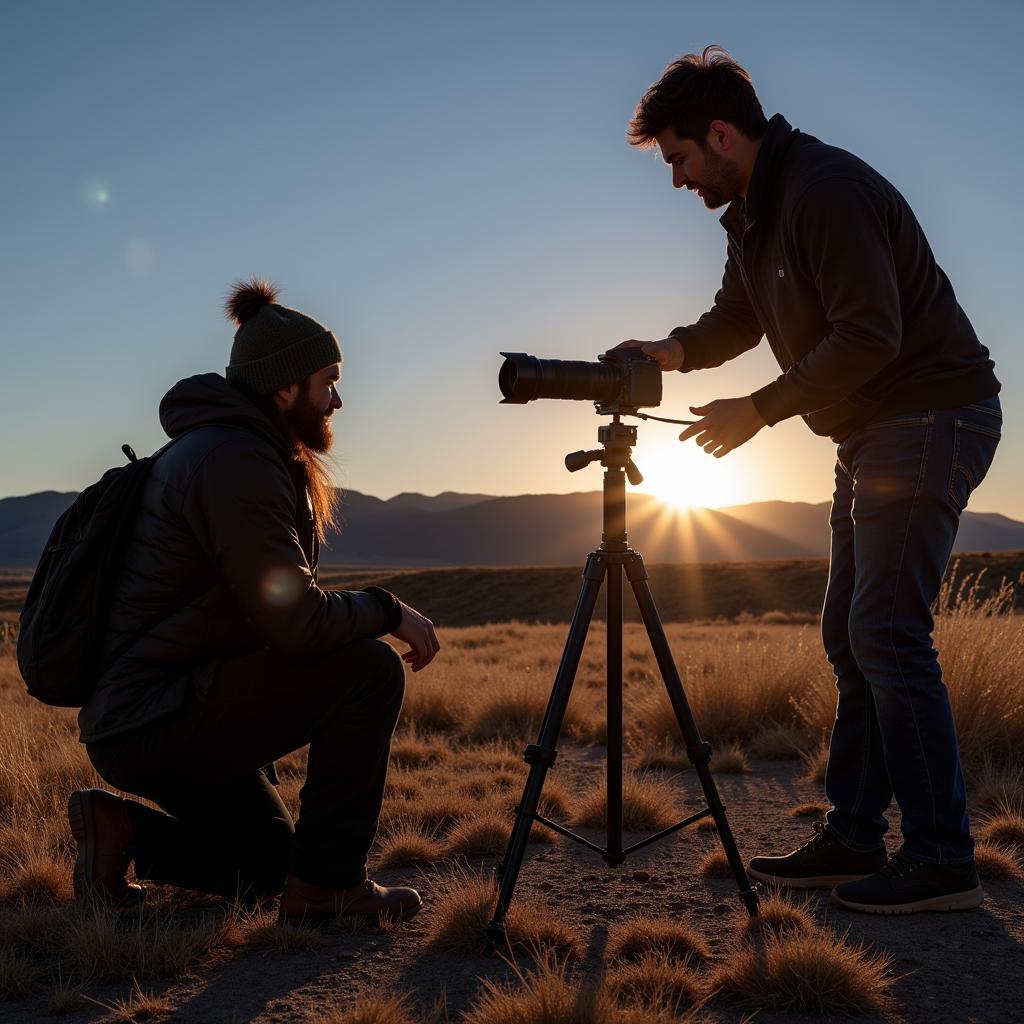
[224,278,342,395]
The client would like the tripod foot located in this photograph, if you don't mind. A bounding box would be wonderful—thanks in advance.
[739,886,760,917]
[483,921,508,958]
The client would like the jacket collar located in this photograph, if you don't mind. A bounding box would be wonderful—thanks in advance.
[718,112,798,238]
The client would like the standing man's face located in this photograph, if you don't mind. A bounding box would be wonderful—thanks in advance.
[279,362,342,452]
[656,126,744,210]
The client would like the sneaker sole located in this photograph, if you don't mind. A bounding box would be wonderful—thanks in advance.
[748,865,874,889]
[831,885,985,915]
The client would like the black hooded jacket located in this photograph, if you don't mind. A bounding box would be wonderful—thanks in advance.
[672,114,1000,440]
[78,374,400,743]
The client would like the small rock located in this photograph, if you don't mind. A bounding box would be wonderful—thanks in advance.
[632,870,651,882]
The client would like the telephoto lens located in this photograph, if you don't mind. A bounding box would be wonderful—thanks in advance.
[498,349,662,410]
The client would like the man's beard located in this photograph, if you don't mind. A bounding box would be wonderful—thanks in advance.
[695,147,744,210]
[283,385,334,452]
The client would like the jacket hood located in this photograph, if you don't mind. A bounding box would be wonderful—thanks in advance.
[159,373,292,456]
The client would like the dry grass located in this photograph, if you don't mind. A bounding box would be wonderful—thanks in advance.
[748,723,807,760]
[978,812,1024,848]
[603,950,704,1012]
[90,980,174,1022]
[0,572,1020,1010]
[696,850,733,879]
[973,842,1024,880]
[711,742,749,774]
[573,772,683,831]
[710,930,895,1015]
[802,743,830,785]
[605,915,710,964]
[732,893,816,943]
[423,868,583,961]
[377,822,445,869]
[305,993,423,1024]
[789,801,829,819]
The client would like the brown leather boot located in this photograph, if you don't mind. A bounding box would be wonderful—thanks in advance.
[278,874,422,924]
[67,789,145,906]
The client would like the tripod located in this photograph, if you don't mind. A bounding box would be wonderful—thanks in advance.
[485,416,759,955]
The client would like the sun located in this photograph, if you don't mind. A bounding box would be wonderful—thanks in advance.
[633,438,744,510]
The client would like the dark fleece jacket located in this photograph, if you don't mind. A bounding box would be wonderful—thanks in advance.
[78,374,400,743]
[672,114,999,441]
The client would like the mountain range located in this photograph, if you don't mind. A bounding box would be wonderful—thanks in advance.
[2,488,1022,567]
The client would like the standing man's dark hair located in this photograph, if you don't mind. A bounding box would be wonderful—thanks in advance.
[66,281,440,923]
[627,46,768,146]
[616,46,1001,916]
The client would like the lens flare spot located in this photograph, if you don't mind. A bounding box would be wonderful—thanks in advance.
[82,179,111,207]
[125,240,155,277]
[261,567,303,608]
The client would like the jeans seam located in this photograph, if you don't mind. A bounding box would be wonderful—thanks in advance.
[887,419,942,863]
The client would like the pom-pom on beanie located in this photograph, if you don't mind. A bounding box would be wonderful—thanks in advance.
[224,278,342,395]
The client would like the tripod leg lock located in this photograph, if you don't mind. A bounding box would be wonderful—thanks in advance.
[524,744,557,768]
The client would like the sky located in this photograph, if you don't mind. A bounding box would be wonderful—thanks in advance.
[2,0,1021,517]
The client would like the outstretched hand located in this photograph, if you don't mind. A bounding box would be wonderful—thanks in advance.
[678,397,767,457]
[391,602,440,672]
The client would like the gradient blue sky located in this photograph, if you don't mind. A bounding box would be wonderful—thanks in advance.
[2,1,1021,516]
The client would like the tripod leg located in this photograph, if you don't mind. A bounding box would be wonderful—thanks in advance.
[485,552,607,954]
[624,552,759,917]
[606,559,623,866]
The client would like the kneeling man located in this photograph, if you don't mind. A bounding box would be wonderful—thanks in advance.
[70,279,437,923]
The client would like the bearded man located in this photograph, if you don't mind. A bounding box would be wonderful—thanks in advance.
[69,280,435,923]
[619,48,1001,914]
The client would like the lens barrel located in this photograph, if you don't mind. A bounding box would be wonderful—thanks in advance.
[499,353,621,405]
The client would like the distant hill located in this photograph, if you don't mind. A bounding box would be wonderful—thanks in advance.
[2,487,1023,568]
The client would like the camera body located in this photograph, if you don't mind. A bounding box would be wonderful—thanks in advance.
[499,348,662,414]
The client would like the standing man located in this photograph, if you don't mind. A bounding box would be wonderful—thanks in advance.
[619,47,1001,913]
[70,279,437,923]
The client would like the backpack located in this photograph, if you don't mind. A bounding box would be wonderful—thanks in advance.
[17,437,185,707]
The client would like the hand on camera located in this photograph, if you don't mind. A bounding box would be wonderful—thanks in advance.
[612,337,685,372]
[391,602,440,672]
[678,396,767,457]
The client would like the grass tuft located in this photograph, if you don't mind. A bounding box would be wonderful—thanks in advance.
[710,929,895,1015]
[973,841,1024,880]
[697,849,732,879]
[978,812,1024,848]
[749,724,806,760]
[733,893,816,943]
[444,814,510,859]
[789,801,829,819]
[423,868,582,961]
[603,949,704,1011]
[605,915,709,964]
[573,772,682,831]
[305,992,422,1024]
[711,742,750,774]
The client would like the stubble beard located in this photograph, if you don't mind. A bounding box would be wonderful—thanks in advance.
[696,148,744,210]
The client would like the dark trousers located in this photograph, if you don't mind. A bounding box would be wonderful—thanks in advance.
[822,396,1002,864]
[86,637,406,896]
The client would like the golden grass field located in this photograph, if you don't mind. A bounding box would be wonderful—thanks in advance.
[0,570,1022,1022]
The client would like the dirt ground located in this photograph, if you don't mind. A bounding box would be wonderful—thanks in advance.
[4,748,1022,1024]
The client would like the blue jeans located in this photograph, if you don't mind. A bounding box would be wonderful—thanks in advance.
[822,395,1002,864]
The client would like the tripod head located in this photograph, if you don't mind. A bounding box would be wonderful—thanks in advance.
[564,417,643,485]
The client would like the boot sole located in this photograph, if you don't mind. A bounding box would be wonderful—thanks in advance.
[67,790,95,902]
[67,790,144,908]
[831,885,985,914]
[748,865,876,889]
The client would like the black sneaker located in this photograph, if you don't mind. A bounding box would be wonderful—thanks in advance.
[748,821,886,889]
[832,848,984,914]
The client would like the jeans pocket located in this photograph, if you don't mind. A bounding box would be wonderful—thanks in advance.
[948,420,1001,512]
